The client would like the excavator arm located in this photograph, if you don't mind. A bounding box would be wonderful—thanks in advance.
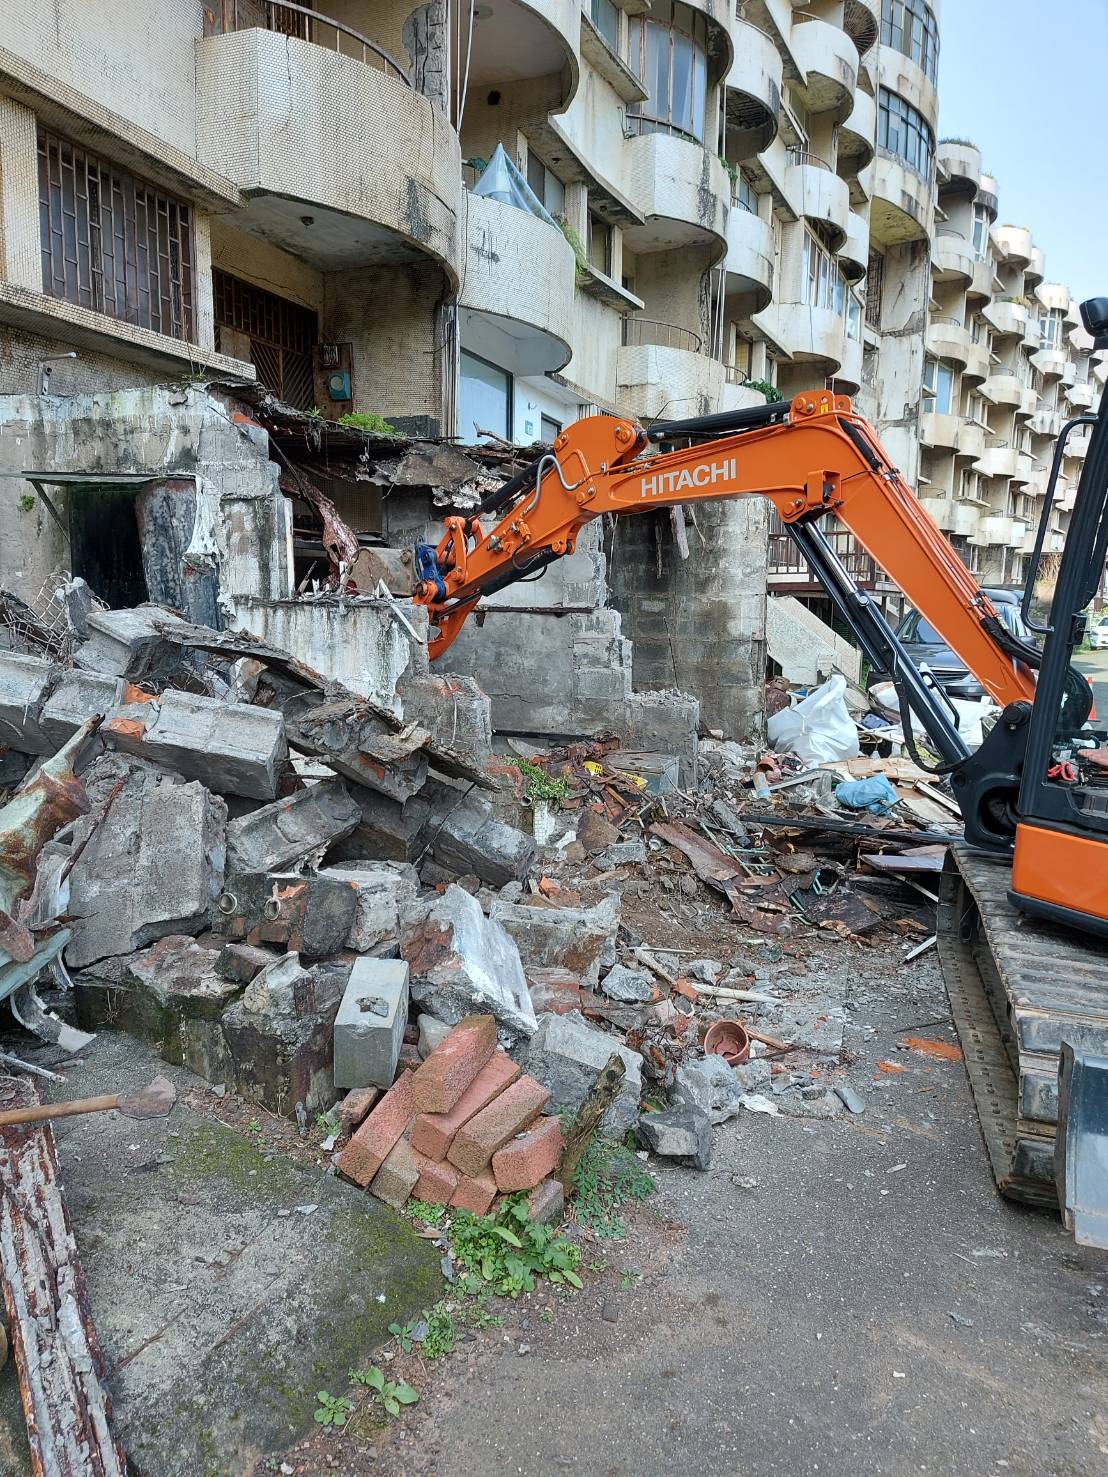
[416,392,1037,732]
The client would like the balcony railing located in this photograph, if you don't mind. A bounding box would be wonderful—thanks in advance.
[935,227,967,240]
[622,318,704,353]
[203,0,411,83]
[768,514,878,584]
[787,148,832,172]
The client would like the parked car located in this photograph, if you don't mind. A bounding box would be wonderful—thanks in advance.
[890,588,1036,701]
[1089,615,1108,651]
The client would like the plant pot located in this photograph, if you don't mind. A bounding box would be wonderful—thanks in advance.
[703,1018,750,1066]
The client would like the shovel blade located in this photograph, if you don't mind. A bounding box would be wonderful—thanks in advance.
[117,1074,177,1120]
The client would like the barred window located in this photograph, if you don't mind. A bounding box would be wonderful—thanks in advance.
[877,87,935,180]
[880,0,938,84]
[213,270,318,410]
[37,128,194,341]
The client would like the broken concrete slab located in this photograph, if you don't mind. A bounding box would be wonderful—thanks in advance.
[328,787,432,864]
[521,1012,642,1136]
[637,1106,712,1169]
[490,893,619,989]
[423,779,535,887]
[39,668,125,749]
[212,871,359,961]
[400,884,537,1041]
[674,1055,745,1125]
[398,673,493,773]
[286,700,429,803]
[597,838,647,868]
[0,651,58,754]
[66,756,227,968]
[221,952,348,1116]
[599,964,654,1003]
[225,778,361,873]
[74,604,191,682]
[333,958,410,1090]
[216,943,274,984]
[141,690,287,800]
[319,862,419,951]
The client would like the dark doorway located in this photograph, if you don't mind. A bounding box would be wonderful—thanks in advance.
[69,485,148,608]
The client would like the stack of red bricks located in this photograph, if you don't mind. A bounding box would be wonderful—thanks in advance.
[336,1013,564,1217]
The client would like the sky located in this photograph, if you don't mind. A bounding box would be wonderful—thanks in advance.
[936,0,1108,304]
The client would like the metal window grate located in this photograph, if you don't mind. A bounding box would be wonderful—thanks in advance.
[37,129,195,341]
[213,269,318,409]
[865,248,884,330]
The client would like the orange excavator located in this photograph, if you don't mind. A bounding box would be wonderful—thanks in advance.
[415,298,1108,1237]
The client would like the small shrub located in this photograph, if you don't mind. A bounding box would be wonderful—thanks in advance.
[572,1136,655,1238]
[338,411,398,436]
[512,759,570,806]
[314,1391,352,1428]
[348,1366,418,1418]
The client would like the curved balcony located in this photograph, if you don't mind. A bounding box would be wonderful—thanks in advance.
[623,132,728,255]
[995,225,1033,268]
[785,152,850,250]
[1067,430,1091,461]
[1069,324,1095,354]
[927,318,972,365]
[470,0,580,111]
[720,375,772,414]
[840,210,869,282]
[1021,317,1041,353]
[978,174,999,218]
[752,301,845,373]
[680,0,735,82]
[459,193,575,376]
[963,341,991,384]
[1026,245,1045,288]
[615,333,723,421]
[843,0,880,58]
[834,334,864,394]
[871,153,932,244]
[967,257,994,302]
[1031,347,1068,379]
[839,90,876,175]
[1037,281,1071,314]
[792,19,859,122]
[1060,358,1078,387]
[937,139,983,192]
[921,411,961,452]
[926,499,979,537]
[1028,409,1061,438]
[975,445,1029,480]
[981,372,1022,408]
[980,515,1014,546]
[932,229,975,286]
[1016,386,1038,419]
[724,206,775,310]
[956,421,986,460]
[196,26,461,281]
[725,20,783,155]
[1067,382,1096,410]
[983,299,1031,339]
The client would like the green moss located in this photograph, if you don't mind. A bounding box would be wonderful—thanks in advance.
[166,1120,300,1204]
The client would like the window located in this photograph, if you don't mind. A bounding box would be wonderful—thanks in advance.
[589,0,620,51]
[880,0,939,84]
[802,229,833,309]
[734,170,758,213]
[1040,308,1063,349]
[971,204,990,261]
[923,356,955,415]
[587,211,612,275]
[37,127,195,341]
[525,148,565,218]
[541,414,562,442]
[847,291,863,342]
[866,248,884,329]
[627,1,709,142]
[877,88,935,180]
[213,271,318,409]
[460,350,512,442]
[732,332,754,379]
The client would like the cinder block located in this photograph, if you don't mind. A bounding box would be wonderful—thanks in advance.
[447,1074,550,1177]
[39,669,124,749]
[409,1013,497,1114]
[333,958,409,1090]
[492,1114,564,1193]
[449,1167,498,1215]
[142,689,287,800]
[75,605,190,681]
[0,652,57,754]
[369,1137,423,1211]
[411,1050,522,1161]
[337,1071,417,1187]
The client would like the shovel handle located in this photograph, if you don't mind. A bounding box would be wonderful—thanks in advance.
[0,1094,121,1127]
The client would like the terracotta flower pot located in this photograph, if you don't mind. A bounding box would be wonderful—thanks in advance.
[703,1018,751,1067]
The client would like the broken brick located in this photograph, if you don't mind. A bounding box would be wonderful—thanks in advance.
[447,1075,549,1177]
[409,1013,497,1114]
[528,1177,565,1225]
[491,1115,564,1193]
[411,1050,521,1161]
[413,1158,459,1207]
[336,1086,380,1135]
[336,1072,416,1187]
[369,1137,422,1211]
[449,1167,498,1215]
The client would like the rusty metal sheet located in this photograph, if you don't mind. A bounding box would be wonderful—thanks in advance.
[649,821,745,887]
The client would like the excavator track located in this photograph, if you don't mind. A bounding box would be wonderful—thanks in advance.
[938,844,1108,1208]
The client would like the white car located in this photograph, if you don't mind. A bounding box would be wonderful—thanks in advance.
[1089,617,1108,650]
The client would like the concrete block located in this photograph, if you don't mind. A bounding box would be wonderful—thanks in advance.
[626,691,700,787]
[491,1114,564,1192]
[423,780,535,887]
[400,884,537,1041]
[447,1075,549,1176]
[522,1013,642,1137]
[221,953,349,1117]
[39,669,124,749]
[319,863,419,951]
[217,943,275,984]
[599,964,653,1003]
[0,652,58,754]
[489,894,619,990]
[225,778,362,873]
[637,1106,712,1170]
[336,1086,380,1134]
[66,755,227,968]
[674,1055,745,1125]
[410,1013,497,1114]
[413,1157,459,1206]
[286,699,428,802]
[398,673,493,772]
[369,1137,423,1211]
[333,958,410,1090]
[337,1071,417,1186]
[75,605,191,681]
[417,1013,452,1058]
[411,1050,521,1161]
[213,871,359,961]
[320,787,430,865]
[142,690,288,800]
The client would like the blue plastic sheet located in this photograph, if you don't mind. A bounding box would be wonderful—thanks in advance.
[834,775,899,814]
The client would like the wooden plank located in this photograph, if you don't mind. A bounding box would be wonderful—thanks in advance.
[0,1076,126,1477]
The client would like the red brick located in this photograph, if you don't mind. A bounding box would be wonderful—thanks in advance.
[528,1177,565,1225]
[449,1167,498,1215]
[369,1138,422,1211]
[447,1074,550,1177]
[492,1114,564,1192]
[409,1013,497,1114]
[414,1158,459,1206]
[411,1050,521,1161]
[395,1043,422,1075]
[337,1072,416,1187]
[336,1086,379,1135]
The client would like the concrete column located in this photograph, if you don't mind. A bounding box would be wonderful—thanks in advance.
[609,226,624,286]
[192,213,216,352]
[564,182,588,243]
[403,1,451,115]
[0,97,42,290]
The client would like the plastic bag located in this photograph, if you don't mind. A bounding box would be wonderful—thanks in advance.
[766,674,860,765]
[835,775,898,814]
